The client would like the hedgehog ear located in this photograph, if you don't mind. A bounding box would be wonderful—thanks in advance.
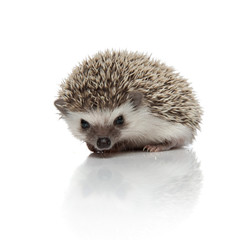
[54,99,68,115]
[128,91,143,108]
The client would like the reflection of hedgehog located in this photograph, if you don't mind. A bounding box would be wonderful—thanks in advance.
[54,50,202,152]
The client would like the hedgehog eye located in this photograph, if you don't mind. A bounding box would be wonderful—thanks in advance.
[114,115,124,125]
[81,119,90,129]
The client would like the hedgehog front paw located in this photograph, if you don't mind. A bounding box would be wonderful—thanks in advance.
[86,143,98,152]
[143,142,176,152]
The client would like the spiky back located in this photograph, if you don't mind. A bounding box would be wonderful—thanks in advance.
[58,50,202,131]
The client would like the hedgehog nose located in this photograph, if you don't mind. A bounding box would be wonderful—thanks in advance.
[97,137,111,149]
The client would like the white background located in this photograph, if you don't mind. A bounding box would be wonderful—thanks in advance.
[0,0,240,239]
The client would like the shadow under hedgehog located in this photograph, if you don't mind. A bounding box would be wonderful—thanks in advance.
[54,50,202,153]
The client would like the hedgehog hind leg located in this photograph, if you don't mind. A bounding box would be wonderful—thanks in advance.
[143,139,184,152]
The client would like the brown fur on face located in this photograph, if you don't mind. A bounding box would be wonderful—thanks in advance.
[81,123,126,151]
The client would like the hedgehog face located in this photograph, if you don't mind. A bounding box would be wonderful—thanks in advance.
[81,115,126,150]
[55,92,146,152]
[79,114,125,151]
[62,102,139,152]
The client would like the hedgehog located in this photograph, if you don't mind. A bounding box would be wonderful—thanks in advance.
[54,50,202,153]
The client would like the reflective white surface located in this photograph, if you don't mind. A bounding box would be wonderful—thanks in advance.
[63,150,202,239]
[1,0,240,239]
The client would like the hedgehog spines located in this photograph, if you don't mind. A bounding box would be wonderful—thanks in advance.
[57,50,202,132]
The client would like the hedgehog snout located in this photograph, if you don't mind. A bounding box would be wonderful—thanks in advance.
[97,137,111,149]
